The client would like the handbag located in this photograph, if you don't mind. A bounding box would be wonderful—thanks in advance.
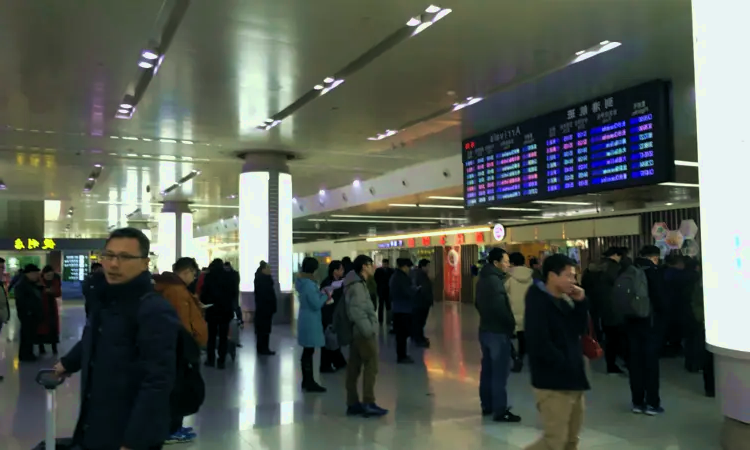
[581,314,603,360]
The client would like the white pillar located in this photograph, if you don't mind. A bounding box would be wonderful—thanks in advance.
[157,201,193,271]
[239,151,293,323]
[692,2,750,446]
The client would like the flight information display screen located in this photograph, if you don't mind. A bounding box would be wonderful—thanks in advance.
[463,80,673,207]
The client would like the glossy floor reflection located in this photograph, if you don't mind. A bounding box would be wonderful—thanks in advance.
[1,301,722,449]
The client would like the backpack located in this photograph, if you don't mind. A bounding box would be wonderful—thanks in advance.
[612,265,650,318]
[333,284,355,346]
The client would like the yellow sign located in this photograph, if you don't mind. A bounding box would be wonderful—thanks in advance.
[13,238,56,250]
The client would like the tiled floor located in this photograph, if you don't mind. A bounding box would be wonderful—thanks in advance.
[0,301,722,449]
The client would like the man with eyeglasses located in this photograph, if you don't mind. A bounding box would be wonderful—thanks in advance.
[54,227,180,450]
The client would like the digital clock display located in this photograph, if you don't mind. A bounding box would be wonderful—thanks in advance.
[463,80,674,207]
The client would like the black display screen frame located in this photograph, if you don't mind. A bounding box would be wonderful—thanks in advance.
[462,80,674,208]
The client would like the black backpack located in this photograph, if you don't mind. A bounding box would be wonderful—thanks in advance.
[172,327,206,416]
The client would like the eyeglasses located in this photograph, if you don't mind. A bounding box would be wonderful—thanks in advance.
[101,253,146,263]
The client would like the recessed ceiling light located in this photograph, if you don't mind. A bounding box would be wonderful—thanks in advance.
[352,179,360,187]
[142,154,151,158]
[160,139,177,143]
[531,200,593,206]
[120,104,133,109]
[182,140,194,145]
[323,77,335,83]
[432,8,452,21]
[313,84,324,90]
[292,197,297,203]
[138,61,154,69]
[141,138,152,142]
[406,17,421,26]
[414,22,433,34]
[575,50,586,56]
[318,189,325,196]
[600,40,610,45]
[117,109,129,114]
[425,5,441,13]
[110,136,120,139]
[122,136,138,140]
[665,202,674,206]
[127,153,137,157]
[142,50,159,60]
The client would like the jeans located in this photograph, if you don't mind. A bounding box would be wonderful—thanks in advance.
[393,313,412,359]
[206,318,231,363]
[346,336,379,405]
[525,389,585,450]
[479,331,512,414]
[626,320,661,408]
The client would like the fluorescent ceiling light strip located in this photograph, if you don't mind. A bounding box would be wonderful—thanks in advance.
[366,226,490,242]
[488,207,543,211]
[308,219,437,224]
[427,196,464,201]
[418,204,464,209]
[660,182,699,188]
[531,201,593,206]
[674,160,699,167]
[293,231,350,234]
[389,203,418,207]
[331,214,468,221]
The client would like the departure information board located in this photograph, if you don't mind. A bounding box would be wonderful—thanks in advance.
[463,80,673,207]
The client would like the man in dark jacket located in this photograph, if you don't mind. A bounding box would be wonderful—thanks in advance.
[374,259,395,326]
[629,245,666,415]
[54,227,179,450]
[524,254,588,450]
[412,259,433,348]
[82,262,103,317]
[581,246,627,374]
[201,258,239,369]
[389,258,417,364]
[15,264,43,362]
[475,248,520,423]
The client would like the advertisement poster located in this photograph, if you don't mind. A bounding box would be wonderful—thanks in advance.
[443,246,462,302]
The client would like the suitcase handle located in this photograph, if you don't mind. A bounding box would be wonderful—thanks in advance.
[36,369,65,390]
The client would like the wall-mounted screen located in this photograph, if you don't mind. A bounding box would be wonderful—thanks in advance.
[462,80,673,207]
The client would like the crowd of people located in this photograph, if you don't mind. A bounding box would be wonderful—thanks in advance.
[0,228,713,449]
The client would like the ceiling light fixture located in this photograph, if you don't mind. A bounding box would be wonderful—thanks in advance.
[0,180,6,190]
[428,196,464,201]
[389,203,418,207]
[318,189,326,196]
[117,109,130,114]
[674,160,699,167]
[331,214,468,221]
[660,182,699,188]
[321,79,345,95]
[119,104,132,109]
[417,204,464,209]
[313,84,324,90]
[323,77,335,83]
[425,5,441,13]
[366,226,490,242]
[138,61,154,69]
[665,202,674,206]
[182,140,194,145]
[488,206,543,211]
[142,50,159,60]
[353,179,361,187]
[570,40,622,65]
[292,197,297,203]
[406,17,422,26]
[367,129,398,141]
[309,218,438,225]
[160,139,177,143]
[531,200,593,206]
[452,96,483,111]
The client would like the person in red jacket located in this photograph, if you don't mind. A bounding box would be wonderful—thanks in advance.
[37,265,61,355]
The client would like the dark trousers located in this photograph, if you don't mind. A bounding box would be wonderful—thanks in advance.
[320,347,346,370]
[169,413,184,435]
[603,325,628,370]
[478,331,512,414]
[256,333,271,352]
[626,320,661,408]
[206,318,231,363]
[703,348,715,395]
[378,293,391,324]
[19,318,37,360]
[514,331,527,360]
[683,319,704,372]
[393,313,412,359]
[412,305,431,342]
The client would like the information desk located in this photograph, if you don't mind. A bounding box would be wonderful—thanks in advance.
[463,80,674,207]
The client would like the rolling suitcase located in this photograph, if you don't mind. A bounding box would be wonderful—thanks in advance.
[33,369,75,450]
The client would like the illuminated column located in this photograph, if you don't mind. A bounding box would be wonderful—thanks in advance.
[157,201,194,271]
[239,151,293,324]
[693,3,750,446]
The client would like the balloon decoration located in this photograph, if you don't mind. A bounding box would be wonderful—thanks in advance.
[651,219,700,258]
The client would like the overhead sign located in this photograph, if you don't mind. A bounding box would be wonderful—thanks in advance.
[493,224,506,242]
[463,80,673,207]
[13,238,56,250]
[377,240,403,249]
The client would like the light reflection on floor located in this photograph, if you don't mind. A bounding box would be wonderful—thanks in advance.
[0,301,723,449]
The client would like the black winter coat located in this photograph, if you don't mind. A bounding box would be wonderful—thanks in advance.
[14,276,43,322]
[254,272,277,334]
[201,268,239,322]
[61,271,180,450]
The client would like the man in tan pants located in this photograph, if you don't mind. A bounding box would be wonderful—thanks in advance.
[524,254,590,450]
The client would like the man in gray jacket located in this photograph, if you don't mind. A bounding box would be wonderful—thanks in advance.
[343,255,388,418]
[475,247,521,423]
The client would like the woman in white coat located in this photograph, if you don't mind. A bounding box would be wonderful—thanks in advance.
[505,252,534,372]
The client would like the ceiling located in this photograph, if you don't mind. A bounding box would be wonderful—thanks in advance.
[0,0,697,238]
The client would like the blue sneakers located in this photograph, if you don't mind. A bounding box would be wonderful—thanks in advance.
[644,406,665,416]
[165,429,197,445]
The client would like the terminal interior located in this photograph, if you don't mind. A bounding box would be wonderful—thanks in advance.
[0,0,747,449]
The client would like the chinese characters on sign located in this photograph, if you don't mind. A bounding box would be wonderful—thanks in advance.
[14,238,56,250]
[475,232,485,243]
[439,235,447,245]
[407,238,416,248]
[456,233,466,245]
[422,236,431,246]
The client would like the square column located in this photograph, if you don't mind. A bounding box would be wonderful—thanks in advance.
[239,151,293,324]
[693,1,750,446]
[156,201,193,272]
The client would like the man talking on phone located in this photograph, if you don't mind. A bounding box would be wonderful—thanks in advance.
[524,254,589,450]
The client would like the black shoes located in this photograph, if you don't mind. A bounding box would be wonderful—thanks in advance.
[301,380,327,393]
[347,402,388,417]
[257,349,276,356]
[493,409,522,423]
